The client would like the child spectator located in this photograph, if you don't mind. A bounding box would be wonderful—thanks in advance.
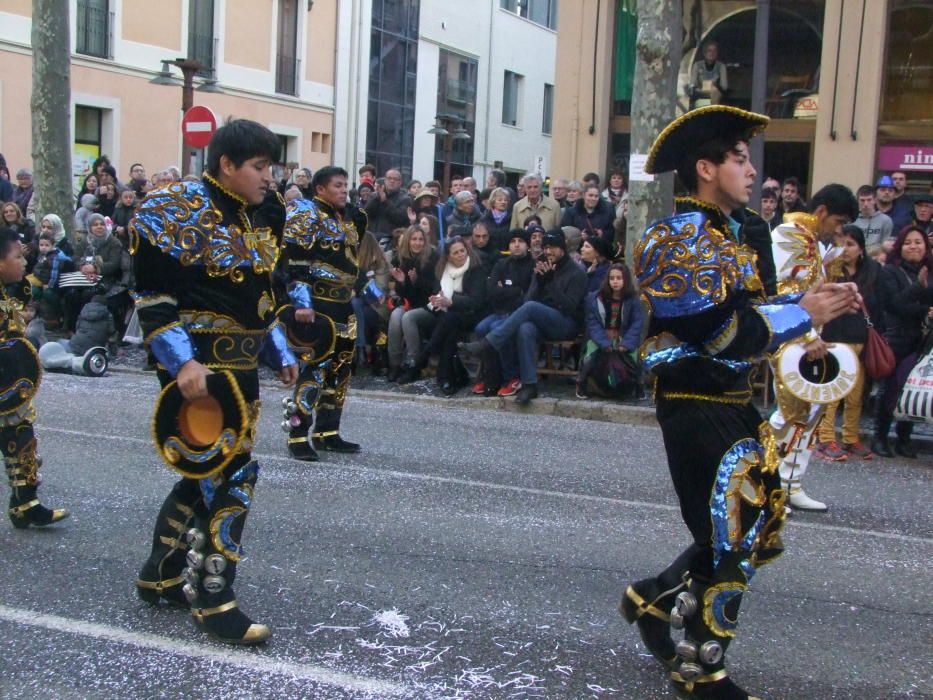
[577,263,645,399]
[28,231,74,327]
[580,235,612,294]
[111,188,138,246]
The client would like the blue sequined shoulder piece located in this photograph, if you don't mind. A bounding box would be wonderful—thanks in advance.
[285,198,352,248]
[634,211,761,318]
[129,181,279,278]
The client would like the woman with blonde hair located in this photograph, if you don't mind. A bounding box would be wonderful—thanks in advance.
[352,231,391,371]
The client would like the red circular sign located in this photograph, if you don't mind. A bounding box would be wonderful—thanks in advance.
[181,105,218,149]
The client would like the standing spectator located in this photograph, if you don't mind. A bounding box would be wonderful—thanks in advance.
[77,173,99,208]
[417,213,441,249]
[815,225,882,460]
[95,181,118,218]
[910,192,932,236]
[510,174,561,230]
[478,187,512,252]
[485,168,516,206]
[358,163,377,183]
[446,191,480,230]
[407,179,422,198]
[74,194,98,247]
[473,229,535,396]
[889,170,914,232]
[854,184,893,254]
[872,224,933,458]
[778,176,807,216]
[582,172,601,190]
[410,189,439,220]
[441,176,464,220]
[580,236,612,294]
[355,180,374,208]
[461,176,478,201]
[564,180,584,211]
[365,168,411,249]
[760,187,780,230]
[111,188,138,247]
[601,169,627,215]
[402,238,485,394]
[762,176,781,192]
[0,153,12,202]
[292,167,314,199]
[686,40,728,108]
[577,263,644,399]
[387,226,439,381]
[128,163,148,197]
[551,178,569,208]
[461,229,587,405]
[560,184,616,245]
[12,168,34,221]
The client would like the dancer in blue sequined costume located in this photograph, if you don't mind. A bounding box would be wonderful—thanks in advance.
[618,106,860,700]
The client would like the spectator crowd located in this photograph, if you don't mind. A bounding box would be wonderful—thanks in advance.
[2,148,932,460]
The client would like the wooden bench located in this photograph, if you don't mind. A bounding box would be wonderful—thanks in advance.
[537,338,584,379]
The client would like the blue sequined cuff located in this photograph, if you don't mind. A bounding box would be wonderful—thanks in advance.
[755,303,812,353]
[148,324,196,376]
[288,282,313,310]
[261,322,297,369]
[756,292,804,306]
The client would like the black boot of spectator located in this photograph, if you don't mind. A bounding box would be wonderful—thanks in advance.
[515,383,538,405]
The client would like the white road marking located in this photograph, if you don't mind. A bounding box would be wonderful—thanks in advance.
[0,604,408,697]
[37,425,933,546]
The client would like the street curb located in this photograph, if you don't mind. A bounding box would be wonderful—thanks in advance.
[107,365,658,427]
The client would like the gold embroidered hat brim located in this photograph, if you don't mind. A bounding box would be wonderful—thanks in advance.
[645,105,769,175]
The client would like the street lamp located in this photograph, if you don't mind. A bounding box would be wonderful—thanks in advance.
[429,114,471,195]
[149,57,224,174]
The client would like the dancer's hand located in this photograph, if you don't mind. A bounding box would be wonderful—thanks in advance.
[804,337,828,361]
[277,363,299,387]
[177,360,211,400]
[799,281,860,327]
[295,308,315,323]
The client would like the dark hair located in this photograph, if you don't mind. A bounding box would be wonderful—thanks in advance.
[522,214,542,228]
[677,131,755,193]
[82,173,98,191]
[809,184,858,222]
[101,164,117,179]
[436,235,481,279]
[130,162,144,172]
[478,187,493,203]
[311,165,348,193]
[889,223,933,271]
[606,168,626,186]
[0,227,20,259]
[761,187,778,201]
[782,176,800,190]
[359,163,377,176]
[488,169,506,187]
[92,155,111,171]
[206,119,281,176]
[426,180,441,190]
[599,262,636,302]
[448,225,471,239]
[582,172,601,185]
[418,214,440,246]
[856,184,874,198]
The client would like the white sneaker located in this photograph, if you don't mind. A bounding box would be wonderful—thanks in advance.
[788,489,828,512]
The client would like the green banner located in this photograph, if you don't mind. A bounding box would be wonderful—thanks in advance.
[614,0,637,101]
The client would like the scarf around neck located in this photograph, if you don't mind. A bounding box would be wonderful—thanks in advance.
[441,256,471,299]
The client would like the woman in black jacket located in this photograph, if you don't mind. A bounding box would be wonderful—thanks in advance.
[560,184,616,247]
[872,224,933,457]
[477,187,513,252]
[387,226,439,381]
[405,238,487,395]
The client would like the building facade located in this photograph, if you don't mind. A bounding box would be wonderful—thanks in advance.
[554,0,933,197]
[334,0,557,187]
[0,0,339,188]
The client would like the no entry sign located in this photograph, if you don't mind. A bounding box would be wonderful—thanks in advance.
[182,105,218,149]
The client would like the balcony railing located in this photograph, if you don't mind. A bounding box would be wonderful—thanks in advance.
[189,33,217,76]
[445,79,476,105]
[76,2,111,58]
[276,53,300,96]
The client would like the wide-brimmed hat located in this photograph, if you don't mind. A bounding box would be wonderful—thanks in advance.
[283,312,337,365]
[153,371,249,479]
[413,188,438,203]
[0,338,41,416]
[645,105,769,175]
[912,192,933,206]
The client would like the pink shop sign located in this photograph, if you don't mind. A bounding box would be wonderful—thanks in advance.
[877,145,933,172]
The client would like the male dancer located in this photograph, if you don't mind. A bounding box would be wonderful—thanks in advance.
[131,120,298,644]
[281,166,364,461]
[619,106,859,699]
[0,229,69,528]
[769,184,859,511]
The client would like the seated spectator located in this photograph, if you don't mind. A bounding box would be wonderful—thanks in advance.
[460,228,587,405]
[352,231,391,372]
[446,190,481,230]
[74,213,130,338]
[402,237,486,396]
[478,187,512,252]
[577,263,644,399]
[469,220,499,273]
[111,188,138,247]
[528,223,545,259]
[2,201,36,267]
[27,231,73,327]
[686,40,728,108]
[580,235,612,294]
[12,168,35,221]
[23,301,46,350]
[417,213,441,249]
[563,226,583,264]
[387,226,439,381]
[510,174,561,230]
[473,229,535,397]
[560,184,616,245]
[39,213,73,257]
[42,291,114,358]
[76,173,98,210]
[760,187,780,230]
[74,194,98,248]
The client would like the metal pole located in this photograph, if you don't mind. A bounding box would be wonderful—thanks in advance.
[750,0,770,209]
[442,134,452,198]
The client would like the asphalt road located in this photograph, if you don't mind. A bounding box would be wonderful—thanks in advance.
[0,371,930,700]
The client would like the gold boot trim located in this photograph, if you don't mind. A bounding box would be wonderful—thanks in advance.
[671,668,729,693]
[312,430,338,438]
[159,535,188,549]
[165,517,187,533]
[50,509,69,523]
[9,499,40,516]
[192,599,238,621]
[622,585,672,622]
[175,502,195,518]
[136,575,185,593]
[288,436,310,444]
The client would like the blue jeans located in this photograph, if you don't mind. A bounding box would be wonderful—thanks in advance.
[485,301,578,385]
[475,313,517,381]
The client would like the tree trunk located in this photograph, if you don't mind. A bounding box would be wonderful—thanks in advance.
[31,0,73,240]
[625,0,682,265]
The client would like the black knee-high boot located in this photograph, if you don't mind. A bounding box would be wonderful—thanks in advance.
[286,378,319,462]
[184,460,269,645]
[313,407,360,452]
[2,424,69,529]
[620,544,699,670]
[136,480,200,606]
